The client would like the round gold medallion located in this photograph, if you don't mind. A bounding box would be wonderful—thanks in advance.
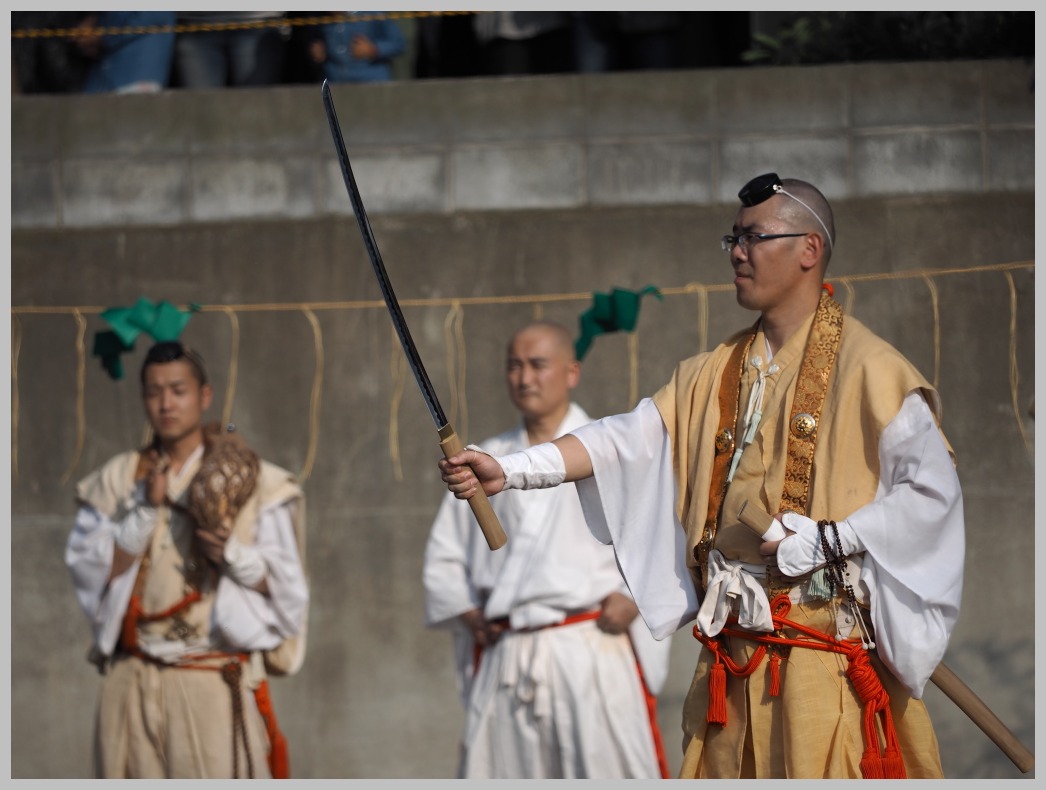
[714,428,734,454]
[791,412,817,439]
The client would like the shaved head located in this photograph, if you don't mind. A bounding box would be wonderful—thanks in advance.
[778,178,835,265]
[505,320,579,431]
[507,320,576,361]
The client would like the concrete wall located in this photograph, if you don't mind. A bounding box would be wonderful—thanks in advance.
[12,60,1034,229]
[10,59,1035,779]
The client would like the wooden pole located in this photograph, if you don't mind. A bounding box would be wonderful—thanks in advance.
[930,662,1034,774]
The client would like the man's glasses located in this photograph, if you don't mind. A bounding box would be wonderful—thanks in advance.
[721,232,807,252]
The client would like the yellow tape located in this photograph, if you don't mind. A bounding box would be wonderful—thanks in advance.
[11,11,485,41]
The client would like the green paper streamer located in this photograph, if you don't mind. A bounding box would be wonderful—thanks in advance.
[575,285,662,361]
[92,298,198,380]
[91,330,135,380]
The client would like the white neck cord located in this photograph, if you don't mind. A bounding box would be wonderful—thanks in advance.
[727,339,780,482]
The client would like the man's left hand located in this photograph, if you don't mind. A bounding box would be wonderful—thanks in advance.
[194,520,231,566]
[597,591,638,634]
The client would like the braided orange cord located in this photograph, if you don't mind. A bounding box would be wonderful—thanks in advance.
[698,636,768,724]
[693,594,906,778]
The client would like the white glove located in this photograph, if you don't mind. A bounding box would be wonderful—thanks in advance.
[222,534,268,589]
[775,513,863,577]
[114,487,159,556]
[490,443,566,490]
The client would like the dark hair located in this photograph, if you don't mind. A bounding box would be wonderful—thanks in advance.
[139,341,208,386]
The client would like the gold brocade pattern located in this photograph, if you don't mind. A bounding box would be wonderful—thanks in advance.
[695,331,756,573]
[780,292,844,515]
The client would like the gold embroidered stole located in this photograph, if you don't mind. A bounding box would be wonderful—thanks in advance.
[781,292,844,515]
[693,329,756,572]
[700,290,843,582]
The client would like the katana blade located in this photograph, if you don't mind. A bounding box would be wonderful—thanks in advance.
[322,80,446,430]
[322,79,507,551]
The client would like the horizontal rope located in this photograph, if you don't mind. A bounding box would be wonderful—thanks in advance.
[12,259,1033,485]
[8,260,1034,316]
[11,11,483,41]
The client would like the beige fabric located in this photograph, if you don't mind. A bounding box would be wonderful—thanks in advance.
[76,450,140,519]
[77,446,305,777]
[652,306,945,779]
[77,451,306,672]
[95,654,272,779]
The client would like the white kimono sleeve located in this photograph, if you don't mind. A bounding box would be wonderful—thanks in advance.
[572,398,700,640]
[422,492,488,628]
[847,390,965,699]
[65,502,145,658]
[422,492,491,706]
[212,499,309,650]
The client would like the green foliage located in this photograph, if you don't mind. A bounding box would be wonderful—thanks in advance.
[742,12,1034,66]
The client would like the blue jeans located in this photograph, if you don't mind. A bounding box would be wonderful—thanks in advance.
[82,11,176,93]
[174,26,285,88]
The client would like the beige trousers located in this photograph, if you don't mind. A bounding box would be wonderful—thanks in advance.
[94,654,272,779]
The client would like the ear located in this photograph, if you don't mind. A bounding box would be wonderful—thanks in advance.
[798,233,824,272]
[566,360,581,389]
[200,382,214,411]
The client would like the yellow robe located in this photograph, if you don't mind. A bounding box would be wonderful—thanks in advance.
[652,306,945,779]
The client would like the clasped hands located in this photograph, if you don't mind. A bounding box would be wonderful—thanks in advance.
[462,592,638,647]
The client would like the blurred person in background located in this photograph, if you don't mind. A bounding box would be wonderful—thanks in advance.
[572,12,680,73]
[424,321,672,779]
[66,341,308,778]
[307,12,407,83]
[79,11,177,94]
[172,11,287,89]
[473,11,574,76]
[11,11,96,94]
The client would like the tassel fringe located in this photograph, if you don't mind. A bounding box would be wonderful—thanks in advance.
[808,567,833,600]
[707,659,727,725]
[768,652,782,697]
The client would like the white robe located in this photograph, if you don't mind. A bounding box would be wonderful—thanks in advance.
[423,402,672,779]
[573,392,965,699]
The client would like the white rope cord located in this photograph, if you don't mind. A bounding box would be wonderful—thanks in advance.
[220,307,241,428]
[443,302,467,440]
[1003,271,1032,455]
[59,310,87,485]
[836,278,856,315]
[298,308,324,484]
[9,261,1032,484]
[389,323,406,483]
[11,314,21,481]
[920,275,941,390]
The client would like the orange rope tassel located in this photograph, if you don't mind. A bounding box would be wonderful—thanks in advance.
[768,651,782,697]
[693,595,908,779]
[860,748,885,779]
[707,654,728,725]
[846,647,907,779]
[253,679,290,778]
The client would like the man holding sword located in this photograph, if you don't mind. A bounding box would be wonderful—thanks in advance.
[439,173,967,778]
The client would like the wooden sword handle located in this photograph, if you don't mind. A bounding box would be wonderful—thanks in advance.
[438,423,507,551]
